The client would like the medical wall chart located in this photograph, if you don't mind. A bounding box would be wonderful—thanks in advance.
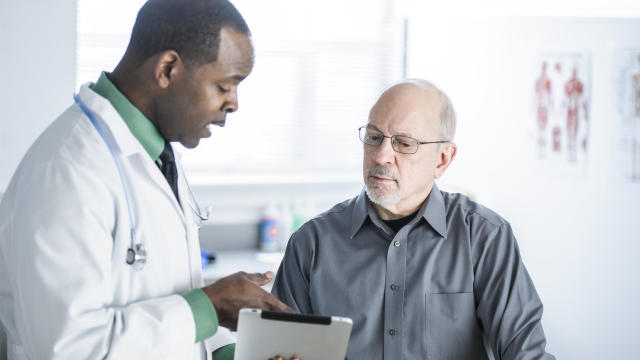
[614,48,640,183]
[532,52,591,173]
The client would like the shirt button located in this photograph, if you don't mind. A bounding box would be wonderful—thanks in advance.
[389,329,398,336]
[390,284,400,291]
[394,241,400,247]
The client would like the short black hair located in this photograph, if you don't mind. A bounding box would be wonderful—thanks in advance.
[127,0,250,66]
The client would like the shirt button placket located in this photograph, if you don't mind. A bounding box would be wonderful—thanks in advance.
[384,232,406,359]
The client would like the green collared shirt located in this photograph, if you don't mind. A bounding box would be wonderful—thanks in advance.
[92,72,165,162]
[91,72,234,356]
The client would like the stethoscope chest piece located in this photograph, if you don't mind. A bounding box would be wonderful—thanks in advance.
[126,244,147,270]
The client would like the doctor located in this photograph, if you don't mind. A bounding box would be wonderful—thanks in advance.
[0,0,293,359]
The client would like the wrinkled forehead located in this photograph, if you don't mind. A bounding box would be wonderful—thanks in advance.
[368,84,442,136]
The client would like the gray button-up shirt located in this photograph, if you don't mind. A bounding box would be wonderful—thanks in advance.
[272,184,554,359]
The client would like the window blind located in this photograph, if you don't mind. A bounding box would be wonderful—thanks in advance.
[76,0,403,185]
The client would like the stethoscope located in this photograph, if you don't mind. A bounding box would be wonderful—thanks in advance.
[74,93,210,270]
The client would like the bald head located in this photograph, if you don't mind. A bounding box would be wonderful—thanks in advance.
[373,80,456,141]
[363,79,458,218]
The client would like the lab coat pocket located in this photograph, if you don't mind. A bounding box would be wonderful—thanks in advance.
[425,292,486,359]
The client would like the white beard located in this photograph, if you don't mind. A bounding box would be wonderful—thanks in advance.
[365,180,402,207]
[364,164,402,207]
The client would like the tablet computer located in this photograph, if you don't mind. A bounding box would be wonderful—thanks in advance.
[234,308,353,360]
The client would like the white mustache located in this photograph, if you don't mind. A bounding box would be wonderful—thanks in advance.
[367,166,398,181]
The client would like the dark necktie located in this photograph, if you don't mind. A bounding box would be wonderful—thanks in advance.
[158,141,180,204]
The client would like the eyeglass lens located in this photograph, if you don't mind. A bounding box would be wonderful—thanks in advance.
[359,127,418,154]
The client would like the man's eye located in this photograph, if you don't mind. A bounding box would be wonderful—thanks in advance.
[217,85,230,93]
[393,138,411,148]
[368,135,381,142]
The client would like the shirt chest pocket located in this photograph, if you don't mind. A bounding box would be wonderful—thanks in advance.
[424,292,487,359]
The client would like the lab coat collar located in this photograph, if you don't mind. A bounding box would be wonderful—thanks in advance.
[77,84,186,221]
[76,83,147,157]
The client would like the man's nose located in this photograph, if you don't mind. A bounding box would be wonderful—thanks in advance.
[373,137,395,165]
[222,89,238,113]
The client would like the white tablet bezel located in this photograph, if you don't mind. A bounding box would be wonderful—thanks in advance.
[234,308,353,360]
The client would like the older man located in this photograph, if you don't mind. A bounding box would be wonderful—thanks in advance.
[272,80,554,359]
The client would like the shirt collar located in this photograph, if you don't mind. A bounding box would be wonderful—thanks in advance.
[91,71,165,162]
[349,183,448,239]
[420,183,448,238]
[349,188,370,239]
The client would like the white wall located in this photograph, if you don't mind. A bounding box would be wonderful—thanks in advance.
[0,0,77,191]
[0,2,75,356]
[407,17,640,359]
[2,1,640,359]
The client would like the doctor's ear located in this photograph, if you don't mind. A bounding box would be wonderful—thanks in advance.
[154,50,183,89]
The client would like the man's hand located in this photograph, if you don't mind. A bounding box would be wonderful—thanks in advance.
[202,271,294,330]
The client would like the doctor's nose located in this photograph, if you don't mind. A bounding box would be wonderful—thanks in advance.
[222,90,238,113]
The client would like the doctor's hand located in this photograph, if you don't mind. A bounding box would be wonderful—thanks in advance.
[203,271,295,330]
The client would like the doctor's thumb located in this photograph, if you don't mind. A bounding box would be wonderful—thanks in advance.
[245,271,274,286]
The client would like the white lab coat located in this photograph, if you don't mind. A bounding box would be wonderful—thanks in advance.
[0,84,234,359]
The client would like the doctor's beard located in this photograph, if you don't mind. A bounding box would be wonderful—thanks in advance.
[365,165,402,208]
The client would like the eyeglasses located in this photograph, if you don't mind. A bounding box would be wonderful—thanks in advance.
[358,126,448,154]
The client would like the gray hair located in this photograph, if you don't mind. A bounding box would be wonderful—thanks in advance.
[404,79,457,141]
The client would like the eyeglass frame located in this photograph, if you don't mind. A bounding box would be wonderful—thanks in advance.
[358,125,449,154]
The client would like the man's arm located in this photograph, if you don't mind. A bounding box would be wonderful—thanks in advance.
[212,343,235,359]
[8,160,197,359]
[203,271,293,330]
[7,157,291,358]
[472,221,555,360]
[271,230,314,314]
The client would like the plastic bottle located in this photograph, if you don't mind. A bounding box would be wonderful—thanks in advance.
[200,249,216,270]
[259,203,281,252]
[291,199,305,232]
[292,199,314,232]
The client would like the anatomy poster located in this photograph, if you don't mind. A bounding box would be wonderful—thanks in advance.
[532,52,591,172]
[614,48,640,182]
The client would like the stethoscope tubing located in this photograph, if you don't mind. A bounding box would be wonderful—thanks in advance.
[73,93,145,269]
